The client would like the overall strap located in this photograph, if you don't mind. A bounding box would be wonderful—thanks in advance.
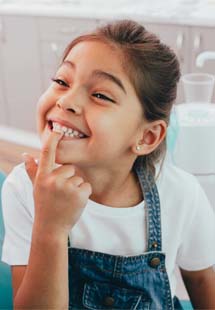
[134,159,162,252]
[68,236,71,248]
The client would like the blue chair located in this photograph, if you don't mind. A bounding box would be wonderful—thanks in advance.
[167,105,180,164]
[0,172,13,309]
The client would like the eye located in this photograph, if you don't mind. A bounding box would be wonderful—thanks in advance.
[51,78,69,87]
[92,93,115,103]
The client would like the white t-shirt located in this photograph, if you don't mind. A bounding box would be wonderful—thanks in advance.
[1,159,215,299]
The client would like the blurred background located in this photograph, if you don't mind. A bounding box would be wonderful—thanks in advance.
[0,1,215,306]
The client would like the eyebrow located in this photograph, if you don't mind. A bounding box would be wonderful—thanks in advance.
[62,60,127,94]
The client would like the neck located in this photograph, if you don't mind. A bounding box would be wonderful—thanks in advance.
[74,162,143,208]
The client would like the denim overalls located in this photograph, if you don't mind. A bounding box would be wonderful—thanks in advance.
[68,159,183,309]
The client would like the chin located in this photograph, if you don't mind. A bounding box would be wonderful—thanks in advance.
[55,153,74,165]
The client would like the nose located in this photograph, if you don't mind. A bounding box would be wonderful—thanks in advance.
[56,89,84,114]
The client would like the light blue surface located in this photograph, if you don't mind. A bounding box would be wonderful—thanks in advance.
[181,300,194,309]
[166,106,180,164]
[0,172,13,309]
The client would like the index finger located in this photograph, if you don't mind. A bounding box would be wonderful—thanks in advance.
[37,130,64,175]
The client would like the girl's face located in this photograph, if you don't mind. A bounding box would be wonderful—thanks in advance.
[37,40,146,168]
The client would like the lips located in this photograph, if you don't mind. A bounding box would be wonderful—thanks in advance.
[47,117,89,137]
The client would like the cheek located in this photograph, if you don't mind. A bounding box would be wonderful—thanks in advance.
[92,115,126,136]
[37,91,53,115]
[36,91,54,129]
[92,113,140,152]
[90,115,124,150]
[90,115,113,137]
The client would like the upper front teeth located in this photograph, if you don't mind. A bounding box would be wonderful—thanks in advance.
[52,122,85,138]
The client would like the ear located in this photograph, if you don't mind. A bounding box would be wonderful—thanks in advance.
[132,120,167,156]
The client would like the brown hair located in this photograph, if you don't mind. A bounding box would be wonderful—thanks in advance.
[61,20,181,178]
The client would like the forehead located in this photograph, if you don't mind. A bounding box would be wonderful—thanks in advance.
[63,40,126,76]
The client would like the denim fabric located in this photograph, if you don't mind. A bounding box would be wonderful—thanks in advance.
[68,160,182,309]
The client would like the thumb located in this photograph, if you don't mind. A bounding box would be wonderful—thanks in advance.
[22,153,38,184]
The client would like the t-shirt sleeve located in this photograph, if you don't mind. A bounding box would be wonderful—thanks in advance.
[176,179,215,271]
[1,165,33,265]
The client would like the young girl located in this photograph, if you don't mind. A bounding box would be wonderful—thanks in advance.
[1,20,215,309]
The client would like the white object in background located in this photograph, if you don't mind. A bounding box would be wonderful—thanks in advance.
[196,51,215,68]
[0,125,40,149]
[173,103,215,174]
[173,103,215,210]
[181,73,215,103]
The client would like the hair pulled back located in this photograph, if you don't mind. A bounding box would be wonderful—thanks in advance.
[62,20,181,177]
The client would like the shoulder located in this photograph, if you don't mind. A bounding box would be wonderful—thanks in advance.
[155,160,215,270]
[3,162,31,190]
[2,163,33,214]
[1,164,34,265]
[155,159,209,216]
[156,159,200,196]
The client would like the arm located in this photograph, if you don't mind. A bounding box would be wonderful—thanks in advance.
[14,227,69,310]
[180,266,215,309]
[14,130,91,309]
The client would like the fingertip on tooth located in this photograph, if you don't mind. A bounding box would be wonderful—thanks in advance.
[52,127,65,138]
[51,121,87,138]
[52,128,61,133]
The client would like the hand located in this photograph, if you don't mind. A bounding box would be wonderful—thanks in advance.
[22,130,92,235]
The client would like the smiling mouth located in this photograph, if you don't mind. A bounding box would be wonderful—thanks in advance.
[48,120,88,139]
